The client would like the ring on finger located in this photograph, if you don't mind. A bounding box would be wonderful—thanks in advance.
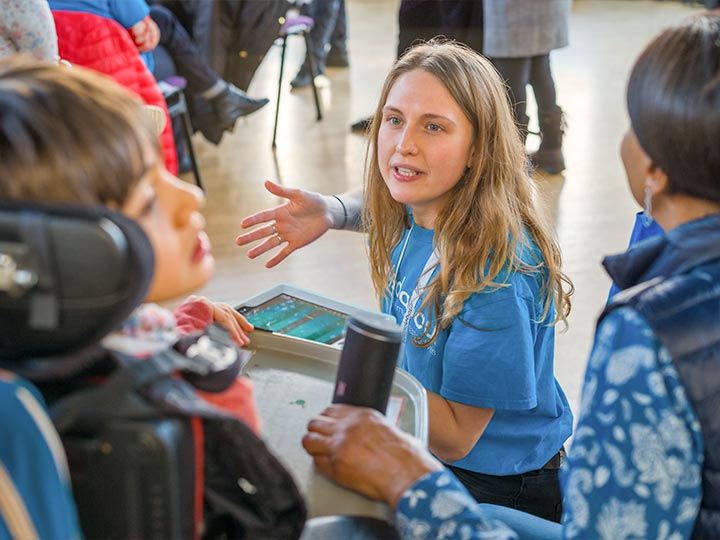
[271,223,277,235]
[275,233,283,245]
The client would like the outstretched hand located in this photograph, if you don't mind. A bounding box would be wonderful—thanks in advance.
[236,180,333,268]
[302,404,442,508]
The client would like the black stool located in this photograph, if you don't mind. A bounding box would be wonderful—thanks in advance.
[158,78,203,190]
[272,14,323,149]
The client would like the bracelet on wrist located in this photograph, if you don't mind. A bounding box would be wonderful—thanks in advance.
[330,194,348,229]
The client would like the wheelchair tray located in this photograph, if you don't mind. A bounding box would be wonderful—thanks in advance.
[235,283,397,349]
[243,329,428,519]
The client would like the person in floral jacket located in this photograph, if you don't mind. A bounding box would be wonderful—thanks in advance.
[303,11,720,540]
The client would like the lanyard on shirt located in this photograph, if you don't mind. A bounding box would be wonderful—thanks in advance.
[394,225,440,337]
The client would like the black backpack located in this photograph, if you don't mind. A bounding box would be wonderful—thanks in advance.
[49,341,307,540]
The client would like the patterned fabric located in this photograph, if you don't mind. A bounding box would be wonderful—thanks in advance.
[103,301,262,434]
[397,307,702,540]
[561,307,703,540]
[102,302,178,356]
[0,0,59,61]
[397,470,518,540]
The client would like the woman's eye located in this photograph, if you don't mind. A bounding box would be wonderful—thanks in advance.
[140,194,157,216]
[427,123,442,132]
[387,116,401,126]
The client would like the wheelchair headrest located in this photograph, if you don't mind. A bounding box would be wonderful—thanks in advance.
[0,201,153,363]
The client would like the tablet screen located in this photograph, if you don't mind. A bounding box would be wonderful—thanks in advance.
[237,294,348,345]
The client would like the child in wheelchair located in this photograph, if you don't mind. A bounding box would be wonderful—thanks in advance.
[0,57,303,539]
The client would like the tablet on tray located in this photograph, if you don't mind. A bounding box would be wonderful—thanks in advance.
[235,284,392,348]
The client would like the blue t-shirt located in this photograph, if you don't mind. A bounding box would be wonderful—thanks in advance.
[382,220,573,475]
[48,0,154,72]
[0,372,81,540]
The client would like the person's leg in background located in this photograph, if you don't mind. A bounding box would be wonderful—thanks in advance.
[488,57,532,140]
[152,44,191,172]
[448,459,563,524]
[325,0,348,67]
[150,4,269,133]
[351,0,442,132]
[291,0,342,88]
[437,0,483,54]
[397,0,444,58]
[353,0,475,131]
[477,503,562,540]
[528,53,565,174]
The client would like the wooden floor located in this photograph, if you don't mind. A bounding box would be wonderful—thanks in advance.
[180,0,701,414]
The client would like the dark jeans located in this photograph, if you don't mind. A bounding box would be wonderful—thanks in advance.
[301,0,343,72]
[490,54,559,131]
[398,0,482,58]
[447,451,564,523]
[397,0,442,57]
[152,45,187,158]
[150,4,219,93]
[329,0,346,53]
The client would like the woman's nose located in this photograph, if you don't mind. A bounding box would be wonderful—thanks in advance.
[395,127,418,155]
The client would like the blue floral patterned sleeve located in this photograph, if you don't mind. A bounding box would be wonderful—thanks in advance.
[396,470,518,540]
[561,307,703,540]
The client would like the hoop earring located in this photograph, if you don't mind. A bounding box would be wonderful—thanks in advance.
[642,186,654,227]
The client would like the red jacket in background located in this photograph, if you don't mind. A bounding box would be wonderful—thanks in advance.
[52,10,178,175]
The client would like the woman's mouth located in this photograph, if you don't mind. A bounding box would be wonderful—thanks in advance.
[392,166,422,182]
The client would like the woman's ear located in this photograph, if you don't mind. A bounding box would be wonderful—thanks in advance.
[646,163,669,197]
[466,147,475,169]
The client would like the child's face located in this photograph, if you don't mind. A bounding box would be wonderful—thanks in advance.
[377,68,474,228]
[121,163,214,303]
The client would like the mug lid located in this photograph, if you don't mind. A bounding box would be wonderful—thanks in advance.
[347,315,403,342]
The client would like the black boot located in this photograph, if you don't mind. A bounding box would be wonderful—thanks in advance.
[325,46,349,68]
[291,56,325,89]
[290,68,314,89]
[350,116,372,133]
[530,107,566,175]
[210,84,269,132]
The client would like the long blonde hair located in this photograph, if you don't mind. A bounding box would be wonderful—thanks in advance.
[364,41,573,346]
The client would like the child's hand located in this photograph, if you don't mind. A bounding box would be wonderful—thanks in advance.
[182,296,254,346]
[129,16,161,52]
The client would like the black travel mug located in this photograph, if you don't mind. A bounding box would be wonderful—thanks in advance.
[332,316,404,414]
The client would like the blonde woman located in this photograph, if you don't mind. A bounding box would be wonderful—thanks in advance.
[238,41,573,521]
